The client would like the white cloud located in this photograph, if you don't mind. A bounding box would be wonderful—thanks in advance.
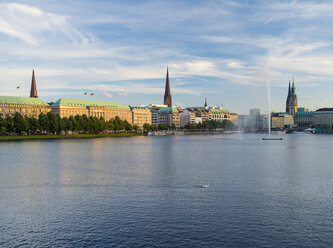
[0,2,88,45]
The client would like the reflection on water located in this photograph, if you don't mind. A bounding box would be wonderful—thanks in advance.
[0,134,333,247]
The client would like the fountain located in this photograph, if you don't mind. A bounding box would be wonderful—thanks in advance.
[262,68,283,140]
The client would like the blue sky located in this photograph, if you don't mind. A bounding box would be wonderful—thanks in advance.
[0,0,332,114]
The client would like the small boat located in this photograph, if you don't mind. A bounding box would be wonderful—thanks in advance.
[262,137,283,140]
[201,183,210,188]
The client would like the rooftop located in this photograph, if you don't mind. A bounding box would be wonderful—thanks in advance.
[51,98,130,110]
[316,108,333,112]
[159,107,178,113]
[209,108,230,114]
[0,96,48,105]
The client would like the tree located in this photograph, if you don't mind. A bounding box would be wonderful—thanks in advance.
[0,115,6,133]
[63,117,73,132]
[143,123,151,132]
[38,113,49,132]
[123,120,132,131]
[47,112,59,134]
[28,116,39,133]
[75,115,85,132]
[69,116,79,132]
[133,124,139,132]
[13,112,29,133]
[56,115,65,133]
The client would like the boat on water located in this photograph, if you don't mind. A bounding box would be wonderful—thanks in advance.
[262,137,283,140]
[201,183,210,188]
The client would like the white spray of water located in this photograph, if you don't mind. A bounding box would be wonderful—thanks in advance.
[266,68,271,136]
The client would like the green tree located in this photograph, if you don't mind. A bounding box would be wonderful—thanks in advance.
[28,116,39,133]
[143,123,151,132]
[62,117,72,132]
[14,112,29,133]
[38,113,49,132]
[133,124,139,132]
[47,112,59,134]
[75,115,85,132]
[69,116,79,131]
[5,115,14,132]
[123,120,132,131]
[0,115,6,133]
[56,115,65,133]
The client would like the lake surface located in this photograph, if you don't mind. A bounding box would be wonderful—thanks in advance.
[0,134,333,247]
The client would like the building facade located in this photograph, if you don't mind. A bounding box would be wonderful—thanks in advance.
[0,96,50,118]
[209,109,230,122]
[131,106,152,128]
[295,109,314,130]
[158,107,180,127]
[271,113,294,129]
[313,108,333,133]
[51,98,132,123]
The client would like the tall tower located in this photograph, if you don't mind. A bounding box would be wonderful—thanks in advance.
[30,69,38,98]
[204,97,208,109]
[286,77,297,116]
[163,67,172,107]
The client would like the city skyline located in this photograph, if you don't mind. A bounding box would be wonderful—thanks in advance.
[0,1,333,114]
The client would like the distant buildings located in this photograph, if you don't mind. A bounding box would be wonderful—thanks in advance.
[0,67,237,131]
[238,108,268,132]
[313,108,333,133]
[131,106,152,128]
[294,108,314,130]
[271,112,294,129]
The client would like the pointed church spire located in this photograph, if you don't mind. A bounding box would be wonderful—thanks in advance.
[288,80,291,96]
[30,69,38,98]
[204,97,207,108]
[163,67,172,107]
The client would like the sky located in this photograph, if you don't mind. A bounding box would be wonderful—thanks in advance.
[0,0,332,114]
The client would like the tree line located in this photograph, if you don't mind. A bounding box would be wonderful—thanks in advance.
[0,112,135,134]
[0,112,236,135]
[184,120,235,131]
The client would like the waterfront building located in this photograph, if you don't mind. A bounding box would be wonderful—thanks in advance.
[158,107,180,127]
[179,109,196,126]
[164,68,172,107]
[51,98,132,123]
[149,104,168,126]
[0,96,50,118]
[286,79,298,116]
[131,106,152,128]
[0,69,51,118]
[294,108,314,130]
[271,112,294,129]
[313,108,333,133]
[209,108,230,122]
[229,113,239,126]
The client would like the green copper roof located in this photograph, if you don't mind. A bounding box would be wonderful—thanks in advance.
[209,109,229,113]
[0,96,48,105]
[296,111,314,116]
[51,98,130,110]
[159,107,178,113]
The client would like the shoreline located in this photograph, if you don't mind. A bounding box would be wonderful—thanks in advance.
[0,133,140,141]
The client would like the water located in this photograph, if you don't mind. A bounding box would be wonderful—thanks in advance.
[0,134,333,247]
